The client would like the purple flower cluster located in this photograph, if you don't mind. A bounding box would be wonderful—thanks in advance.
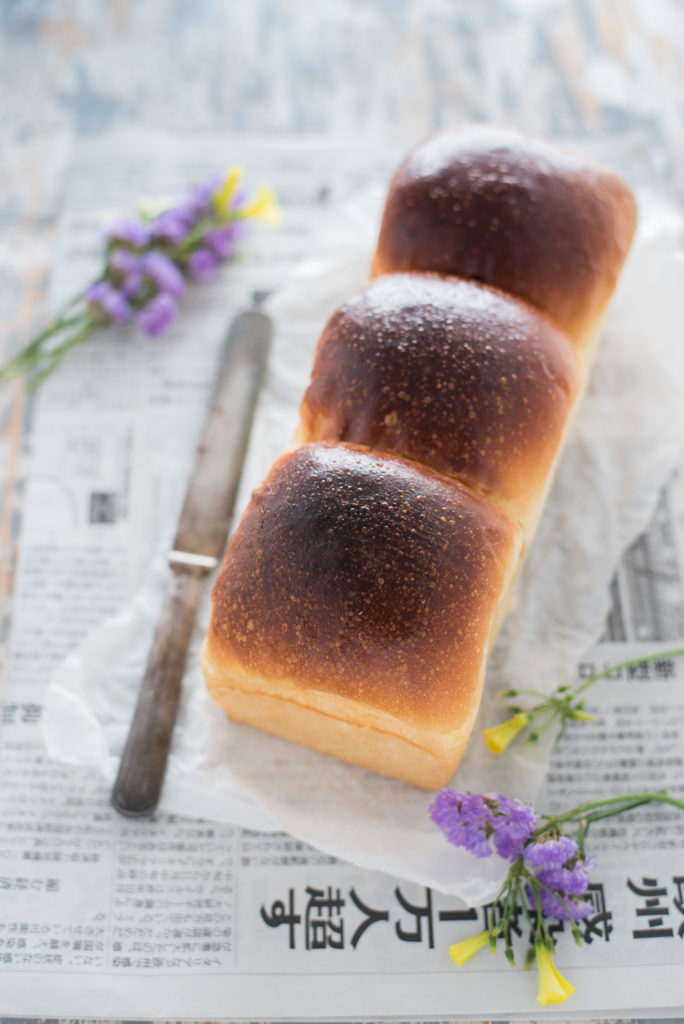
[430,790,595,922]
[87,174,246,337]
[532,853,596,920]
[430,790,537,861]
[85,282,129,326]
[526,836,596,921]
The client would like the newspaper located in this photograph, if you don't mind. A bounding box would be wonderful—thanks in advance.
[42,176,684,904]
[2,132,684,1020]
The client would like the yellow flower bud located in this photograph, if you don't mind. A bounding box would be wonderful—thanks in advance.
[482,711,531,754]
[215,166,244,216]
[449,930,490,965]
[535,944,574,1005]
[238,185,281,225]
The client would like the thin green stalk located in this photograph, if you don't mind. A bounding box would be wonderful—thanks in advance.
[527,868,584,938]
[0,313,88,381]
[26,318,95,391]
[576,797,657,825]
[571,646,684,701]
[23,312,84,351]
[524,707,559,744]
[502,688,551,701]
[537,791,684,833]
[176,215,217,254]
[493,647,684,755]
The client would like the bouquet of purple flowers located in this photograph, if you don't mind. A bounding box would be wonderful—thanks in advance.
[431,786,684,1004]
[0,167,279,388]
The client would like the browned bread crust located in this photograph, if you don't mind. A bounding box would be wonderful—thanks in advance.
[371,126,637,344]
[204,443,520,732]
[298,273,582,529]
[202,128,636,788]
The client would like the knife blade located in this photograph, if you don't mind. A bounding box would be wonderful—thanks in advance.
[111,309,272,817]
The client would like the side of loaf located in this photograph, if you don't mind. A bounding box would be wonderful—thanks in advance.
[201,127,637,789]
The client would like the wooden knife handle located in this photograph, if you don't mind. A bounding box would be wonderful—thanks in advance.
[111,569,204,817]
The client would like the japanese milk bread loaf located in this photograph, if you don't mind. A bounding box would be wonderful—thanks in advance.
[201,127,637,788]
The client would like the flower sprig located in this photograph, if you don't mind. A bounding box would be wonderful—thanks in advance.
[431,788,684,1005]
[0,168,280,390]
[483,645,684,755]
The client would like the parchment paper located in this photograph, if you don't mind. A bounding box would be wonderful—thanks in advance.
[44,187,684,904]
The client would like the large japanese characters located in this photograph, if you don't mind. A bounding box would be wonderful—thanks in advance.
[202,127,637,788]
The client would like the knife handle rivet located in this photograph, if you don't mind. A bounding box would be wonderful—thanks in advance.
[168,550,219,571]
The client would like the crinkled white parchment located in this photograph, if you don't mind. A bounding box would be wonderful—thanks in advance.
[44,188,684,904]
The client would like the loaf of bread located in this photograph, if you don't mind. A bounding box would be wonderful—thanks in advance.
[201,127,637,789]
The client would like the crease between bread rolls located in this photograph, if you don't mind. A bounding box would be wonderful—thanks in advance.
[201,126,637,789]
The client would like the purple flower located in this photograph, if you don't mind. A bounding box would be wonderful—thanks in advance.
[431,790,540,862]
[121,270,144,299]
[188,247,219,283]
[135,293,178,337]
[535,886,594,921]
[141,251,185,297]
[86,282,130,326]
[106,217,150,249]
[204,221,245,260]
[535,856,596,898]
[526,842,596,921]
[491,795,538,861]
[430,791,494,858]
[108,247,140,276]
[152,208,193,244]
[524,835,579,869]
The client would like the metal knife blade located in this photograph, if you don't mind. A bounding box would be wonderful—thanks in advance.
[111,309,272,818]
[170,310,272,566]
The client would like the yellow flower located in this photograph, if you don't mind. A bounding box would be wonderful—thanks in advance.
[237,185,281,225]
[569,709,597,722]
[449,930,490,965]
[214,166,244,216]
[535,944,574,1005]
[482,711,531,754]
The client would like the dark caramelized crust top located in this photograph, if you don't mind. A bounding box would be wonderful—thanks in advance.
[209,443,520,727]
[299,274,581,526]
[372,126,637,343]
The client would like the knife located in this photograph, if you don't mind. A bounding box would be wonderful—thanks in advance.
[111,309,272,818]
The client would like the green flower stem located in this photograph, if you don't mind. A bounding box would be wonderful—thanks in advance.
[537,790,684,834]
[572,796,657,825]
[497,647,684,755]
[527,880,548,946]
[506,875,523,963]
[502,689,550,701]
[0,312,88,382]
[523,705,561,744]
[25,317,95,391]
[570,646,684,702]
[574,817,589,856]
[24,312,84,350]
[176,214,226,254]
[525,869,583,942]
